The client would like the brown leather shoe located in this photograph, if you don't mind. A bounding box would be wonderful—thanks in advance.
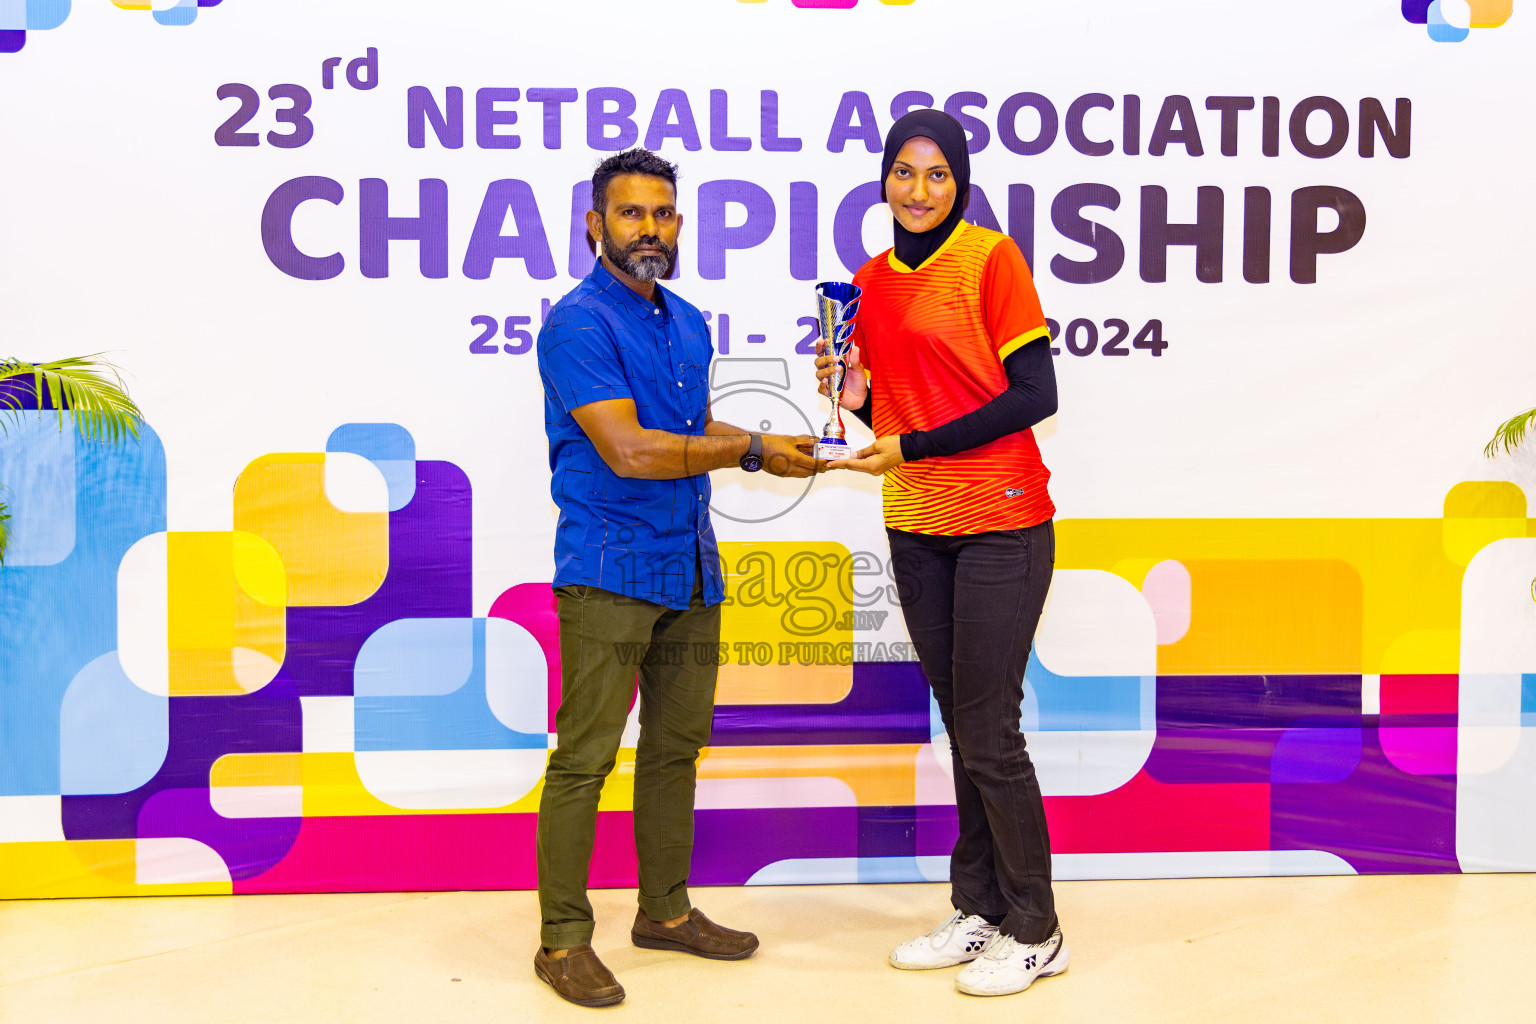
[533,944,625,1007]
[631,908,759,960]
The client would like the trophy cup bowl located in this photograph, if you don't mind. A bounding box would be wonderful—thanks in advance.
[813,280,862,462]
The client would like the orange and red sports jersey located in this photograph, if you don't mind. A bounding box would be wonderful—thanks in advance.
[852,221,1055,536]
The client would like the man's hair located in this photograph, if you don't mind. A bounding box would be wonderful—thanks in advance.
[591,148,679,214]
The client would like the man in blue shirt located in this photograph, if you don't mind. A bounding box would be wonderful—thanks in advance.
[533,147,818,1008]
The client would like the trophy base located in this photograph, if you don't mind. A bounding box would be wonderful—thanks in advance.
[814,437,854,461]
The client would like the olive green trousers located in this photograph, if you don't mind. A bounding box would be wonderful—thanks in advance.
[536,579,721,949]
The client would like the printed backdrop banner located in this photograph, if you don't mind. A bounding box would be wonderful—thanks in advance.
[2,0,1534,897]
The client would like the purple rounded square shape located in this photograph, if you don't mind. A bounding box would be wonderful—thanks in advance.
[1271,726,1458,874]
[1271,719,1362,784]
[137,787,300,882]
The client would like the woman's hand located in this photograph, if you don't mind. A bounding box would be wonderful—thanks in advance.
[814,339,868,411]
[827,434,905,475]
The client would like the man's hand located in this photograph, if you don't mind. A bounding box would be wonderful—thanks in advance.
[815,339,868,411]
[826,434,905,476]
[761,433,822,477]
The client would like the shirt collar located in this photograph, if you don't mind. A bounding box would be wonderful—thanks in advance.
[590,258,672,318]
[886,221,969,274]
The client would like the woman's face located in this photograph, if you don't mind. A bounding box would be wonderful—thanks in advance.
[885,136,957,234]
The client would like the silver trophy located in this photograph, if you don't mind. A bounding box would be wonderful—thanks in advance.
[812,281,862,461]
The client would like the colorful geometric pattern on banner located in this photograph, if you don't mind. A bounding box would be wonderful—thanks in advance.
[3,409,1533,895]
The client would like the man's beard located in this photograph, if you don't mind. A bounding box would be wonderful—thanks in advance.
[601,224,676,282]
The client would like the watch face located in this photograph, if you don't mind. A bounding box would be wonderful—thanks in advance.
[740,454,763,473]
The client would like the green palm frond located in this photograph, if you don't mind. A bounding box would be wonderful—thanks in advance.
[1485,407,1536,458]
[0,355,143,444]
[0,499,9,566]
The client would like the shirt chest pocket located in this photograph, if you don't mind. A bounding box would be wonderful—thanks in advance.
[616,336,702,432]
[675,353,709,429]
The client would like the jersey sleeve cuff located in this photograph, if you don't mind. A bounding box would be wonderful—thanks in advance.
[997,325,1051,362]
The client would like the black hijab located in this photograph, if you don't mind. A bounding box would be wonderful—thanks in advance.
[880,109,971,271]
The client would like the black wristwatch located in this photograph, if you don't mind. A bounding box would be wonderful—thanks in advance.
[739,433,763,472]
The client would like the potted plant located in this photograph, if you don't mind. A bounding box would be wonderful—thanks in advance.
[0,356,143,565]
[1485,407,1536,458]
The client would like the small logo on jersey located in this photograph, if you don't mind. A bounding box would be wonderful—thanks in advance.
[1004,487,1026,498]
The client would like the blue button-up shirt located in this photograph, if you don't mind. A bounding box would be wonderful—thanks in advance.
[537,260,724,610]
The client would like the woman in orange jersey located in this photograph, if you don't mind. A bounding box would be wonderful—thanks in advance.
[818,109,1066,998]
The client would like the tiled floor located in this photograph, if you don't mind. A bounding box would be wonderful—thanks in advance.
[3,875,1535,1023]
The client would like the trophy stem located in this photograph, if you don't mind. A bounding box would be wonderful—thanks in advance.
[825,357,846,436]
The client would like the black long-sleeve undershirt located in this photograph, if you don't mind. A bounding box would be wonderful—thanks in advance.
[845,339,1057,460]
[848,393,874,431]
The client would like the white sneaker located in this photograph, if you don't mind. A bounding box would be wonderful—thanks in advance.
[954,927,1069,996]
[888,910,999,970]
